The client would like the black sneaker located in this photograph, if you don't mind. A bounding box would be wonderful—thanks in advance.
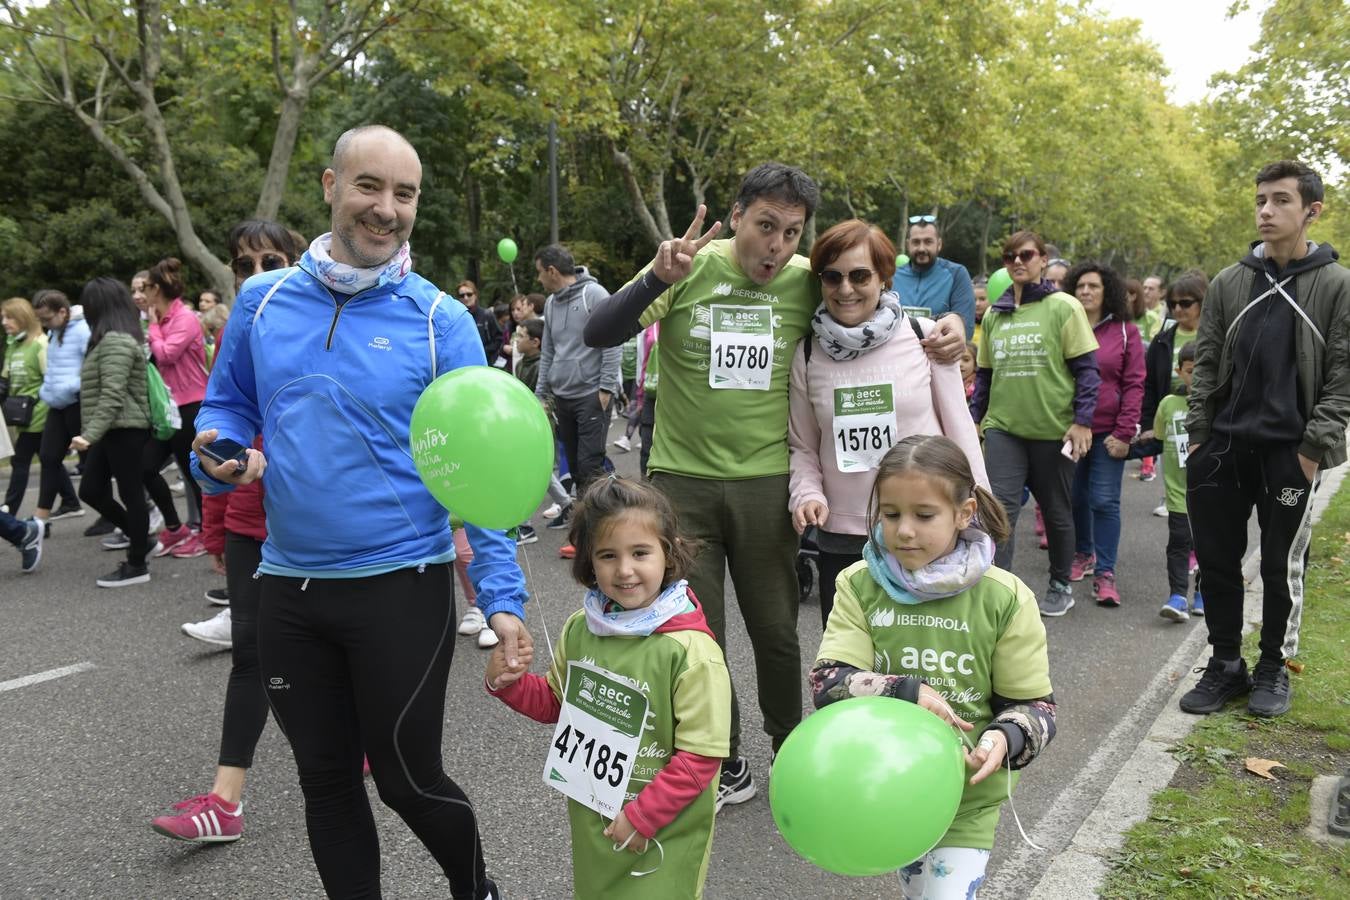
[1248,658,1292,718]
[96,562,150,588]
[546,505,572,530]
[480,877,501,900]
[84,516,115,537]
[50,502,85,521]
[205,587,230,606]
[1179,657,1251,714]
[715,756,756,811]
[515,525,538,545]
[20,518,43,573]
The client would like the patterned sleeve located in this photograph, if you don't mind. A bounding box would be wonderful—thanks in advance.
[986,693,1057,770]
[809,659,921,708]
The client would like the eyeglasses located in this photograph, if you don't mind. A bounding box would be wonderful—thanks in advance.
[819,268,876,288]
[1001,249,1039,265]
[1166,298,1200,310]
[908,214,937,225]
[457,292,476,300]
[1047,258,1071,269]
[231,253,288,280]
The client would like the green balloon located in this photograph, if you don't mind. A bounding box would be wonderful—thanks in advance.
[986,267,1013,305]
[497,237,519,264]
[410,366,552,530]
[770,696,966,876]
[896,253,910,268]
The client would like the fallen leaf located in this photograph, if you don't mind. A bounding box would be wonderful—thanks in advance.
[1245,757,1286,780]
[1285,659,1305,674]
[1331,557,1346,566]
[1178,866,1193,876]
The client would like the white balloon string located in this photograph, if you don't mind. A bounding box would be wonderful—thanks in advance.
[955,725,1044,852]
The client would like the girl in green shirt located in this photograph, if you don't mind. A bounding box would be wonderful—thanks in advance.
[811,435,1056,896]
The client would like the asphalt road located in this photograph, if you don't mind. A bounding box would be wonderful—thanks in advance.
[0,427,1258,899]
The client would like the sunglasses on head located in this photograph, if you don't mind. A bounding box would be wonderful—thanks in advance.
[1167,298,1200,310]
[908,214,937,224]
[231,253,287,280]
[819,267,876,288]
[1001,249,1040,265]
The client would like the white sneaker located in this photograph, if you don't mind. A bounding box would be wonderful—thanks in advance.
[613,435,632,453]
[477,627,500,649]
[1152,504,1168,518]
[458,606,486,636]
[541,503,563,520]
[148,506,165,535]
[182,609,232,647]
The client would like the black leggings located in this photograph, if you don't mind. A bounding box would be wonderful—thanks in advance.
[141,401,202,530]
[218,532,268,769]
[257,565,487,900]
[36,403,83,511]
[816,548,864,629]
[78,428,152,566]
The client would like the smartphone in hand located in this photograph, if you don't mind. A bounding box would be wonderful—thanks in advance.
[199,437,249,475]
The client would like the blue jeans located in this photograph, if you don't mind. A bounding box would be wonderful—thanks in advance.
[1072,434,1126,572]
[0,508,27,547]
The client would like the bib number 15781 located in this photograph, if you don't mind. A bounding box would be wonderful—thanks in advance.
[835,424,892,452]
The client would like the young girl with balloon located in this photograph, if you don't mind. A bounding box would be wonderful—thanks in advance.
[808,434,1056,896]
[485,475,731,898]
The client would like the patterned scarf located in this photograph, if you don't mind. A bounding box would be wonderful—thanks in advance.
[583,579,691,637]
[810,291,903,361]
[306,233,412,295]
[863,527,995,605]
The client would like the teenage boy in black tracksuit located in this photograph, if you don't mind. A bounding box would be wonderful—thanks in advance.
[1181,160,1350,718]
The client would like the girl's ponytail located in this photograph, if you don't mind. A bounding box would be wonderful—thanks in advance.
[972,485,1010,544]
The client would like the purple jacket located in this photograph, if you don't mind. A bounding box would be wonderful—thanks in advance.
[1089,314,1145,442]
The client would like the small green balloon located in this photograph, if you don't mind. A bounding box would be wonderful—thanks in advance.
[986,266,1013,304]
[769,696,966,876]
[410,367,552,529]
[896,253,910,268]
[497,238,518,264]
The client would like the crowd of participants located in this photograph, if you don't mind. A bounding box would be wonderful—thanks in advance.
[3,133,1346,900]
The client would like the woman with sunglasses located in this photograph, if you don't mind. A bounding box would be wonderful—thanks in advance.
[972,231,1100,617]
[1062,262,1145,607]
[788,219,987,626]
[1136,272,1208,457]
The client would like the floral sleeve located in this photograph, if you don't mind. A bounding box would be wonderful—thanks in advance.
[986,693,1057,770]
[809,658,921,708]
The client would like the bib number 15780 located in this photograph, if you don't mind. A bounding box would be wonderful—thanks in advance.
[713,343,770,370]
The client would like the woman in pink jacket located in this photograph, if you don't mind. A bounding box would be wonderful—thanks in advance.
[788,220,987,626]
[142,257,210,557]
[1063,262,1145,607]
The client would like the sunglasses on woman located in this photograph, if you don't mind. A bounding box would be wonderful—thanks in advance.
[231,253,288,280]
[1001,249,1039,265]
[1166,298,1200,310]
[819,268,875,287]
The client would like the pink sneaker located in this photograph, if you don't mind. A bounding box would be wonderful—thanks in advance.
[1094,571,1121,607]
[170,533,207,558]
[1188,551,1199,576]
[153,524,193,558]
[152,793,243,842]
[1070,552,1096,582]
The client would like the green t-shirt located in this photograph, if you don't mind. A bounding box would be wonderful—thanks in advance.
[633,240,818,479]
[1155,393,1190,514]
[1135,305,1165,344]
[977,292,1098,440]
[546,609,731,899]
[2,332,49,434]
[620,336,638,380]
[816,563,1053,850]
[1169,327,1197,391]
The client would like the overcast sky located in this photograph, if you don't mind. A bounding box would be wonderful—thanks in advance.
[1094,0,1265,105]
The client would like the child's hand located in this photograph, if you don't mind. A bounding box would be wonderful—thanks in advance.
[603,809,649,854]
[965,728,1008,785]
[484,640,534,691]
[917,683,974,732]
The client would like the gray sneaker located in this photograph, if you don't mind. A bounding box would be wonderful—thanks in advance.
[20,518,43,573]
[1039,579,1075,617]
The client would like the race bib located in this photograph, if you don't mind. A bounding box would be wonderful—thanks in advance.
[709,305,774,391]
[901,305,931,321]
[1170,411,1189,468]
[832,383,896,473]
[544,661,650,818]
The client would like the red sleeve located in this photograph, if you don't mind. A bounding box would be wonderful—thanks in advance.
[200,493,228,556]
[623,750,721,839]
[487,672,561,724]
[1115,323,1147,443]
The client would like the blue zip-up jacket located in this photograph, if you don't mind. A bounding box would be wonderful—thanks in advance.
[39,312,90,409]
[890,257,976,336]
[194,254,528,622]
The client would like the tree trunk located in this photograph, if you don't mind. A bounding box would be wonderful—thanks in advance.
[255,86,311,221]
[465,168,481,284]
[979,203,994,277]
[611,143,666,246]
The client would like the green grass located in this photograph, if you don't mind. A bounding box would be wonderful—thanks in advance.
[1100,483,1350,899]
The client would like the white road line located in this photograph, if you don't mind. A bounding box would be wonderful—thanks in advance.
[0,662,96,694]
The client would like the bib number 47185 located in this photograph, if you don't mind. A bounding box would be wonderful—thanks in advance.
[552,724,629,788]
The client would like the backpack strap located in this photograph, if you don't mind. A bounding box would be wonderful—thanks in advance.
[803,336,813,367]
[908,314,928,342]
[429,291,446,380]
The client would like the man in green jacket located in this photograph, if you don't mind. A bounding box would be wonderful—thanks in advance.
[1181,159,1350,719]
